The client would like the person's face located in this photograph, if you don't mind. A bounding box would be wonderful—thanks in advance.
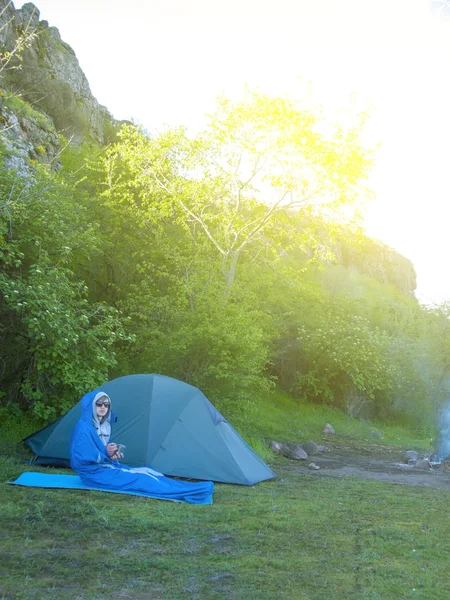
[95,396,110,419]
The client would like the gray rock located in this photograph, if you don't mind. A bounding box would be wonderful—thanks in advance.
[269,441,282,453]
[440,460,450,472]
[0,0,119,164]
[317,445,327,452]
[301,440,320,456]
[415,459,431,470]
[322,423,335,434]
[405,450,420,462]
[308,462,320,470]
[279,442,308,461]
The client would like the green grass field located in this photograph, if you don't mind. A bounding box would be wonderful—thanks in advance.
[1,392,448,600]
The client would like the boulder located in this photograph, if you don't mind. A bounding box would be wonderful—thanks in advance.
[415,459,431,470]
[279,442,308,461]
[301,440,320,456]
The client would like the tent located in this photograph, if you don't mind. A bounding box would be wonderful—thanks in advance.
[24,374,276,486]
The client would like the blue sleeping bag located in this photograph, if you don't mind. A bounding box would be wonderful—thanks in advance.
[69,389,214,505]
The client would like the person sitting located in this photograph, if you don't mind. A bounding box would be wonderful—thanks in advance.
[70,389,214,504]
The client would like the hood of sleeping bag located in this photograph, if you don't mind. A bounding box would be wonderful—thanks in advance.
[23,374,276,485]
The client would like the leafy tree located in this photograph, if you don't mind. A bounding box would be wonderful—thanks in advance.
[99,91,373,297]
[0,164,131,418]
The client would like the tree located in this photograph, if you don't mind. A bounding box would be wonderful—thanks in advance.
[0,164,131,419]
[100,91,373,298]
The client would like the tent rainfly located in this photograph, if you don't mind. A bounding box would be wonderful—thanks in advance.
[24,374,276,486]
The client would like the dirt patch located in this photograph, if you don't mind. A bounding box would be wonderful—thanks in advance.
[274,443,450,490]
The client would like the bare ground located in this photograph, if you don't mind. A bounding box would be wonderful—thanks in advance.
[274,442,450,490]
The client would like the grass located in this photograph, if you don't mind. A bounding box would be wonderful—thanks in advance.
[239,390,432,461]
[1,92,53,132]
[1,392,447,600]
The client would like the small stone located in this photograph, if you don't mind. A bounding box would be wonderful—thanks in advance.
[308,463,320,470]
[322,423,335,434]
[269,441,282,453]
[405,450,420,462]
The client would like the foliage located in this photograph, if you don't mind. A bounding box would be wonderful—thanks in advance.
[0,165,131,419]
[101,91,373,295]
[1,89,449,434]
[0,91,53,131]
[123,278,274,420]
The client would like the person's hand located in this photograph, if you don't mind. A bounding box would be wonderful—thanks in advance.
[106,443,118,458]
[106,443,124,460]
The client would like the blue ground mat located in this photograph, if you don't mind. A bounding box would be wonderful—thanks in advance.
[7,472,213,505]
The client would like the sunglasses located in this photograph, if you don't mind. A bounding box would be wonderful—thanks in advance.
[96,401,110,407]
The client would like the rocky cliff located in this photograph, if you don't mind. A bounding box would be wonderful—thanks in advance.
[338,235,417,296]
[0,0,118,174]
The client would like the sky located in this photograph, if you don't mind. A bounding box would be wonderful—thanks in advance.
[14,0,450,304]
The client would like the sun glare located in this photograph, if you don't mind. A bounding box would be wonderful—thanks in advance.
[14,0,450,302]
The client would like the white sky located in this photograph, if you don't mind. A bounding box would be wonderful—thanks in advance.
[14,0,450,304]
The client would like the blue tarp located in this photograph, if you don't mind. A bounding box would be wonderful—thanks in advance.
[7,472,213,505]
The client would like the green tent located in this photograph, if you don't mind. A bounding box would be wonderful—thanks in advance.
[24,374,276,486]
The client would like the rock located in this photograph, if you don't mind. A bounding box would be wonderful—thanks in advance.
[371,430,383,437]
[301,440,320,456]
[0,0,120,170]
[405,450,420,462]
[269,441,282,453]
[317,445,327,452]
[440,460,450,472]
[279,442,308,461]
[322,423,335,434]
[415,459,431,470]
[308,462,320,470]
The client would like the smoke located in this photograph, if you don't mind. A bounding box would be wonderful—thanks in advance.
[437,399,450,459]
